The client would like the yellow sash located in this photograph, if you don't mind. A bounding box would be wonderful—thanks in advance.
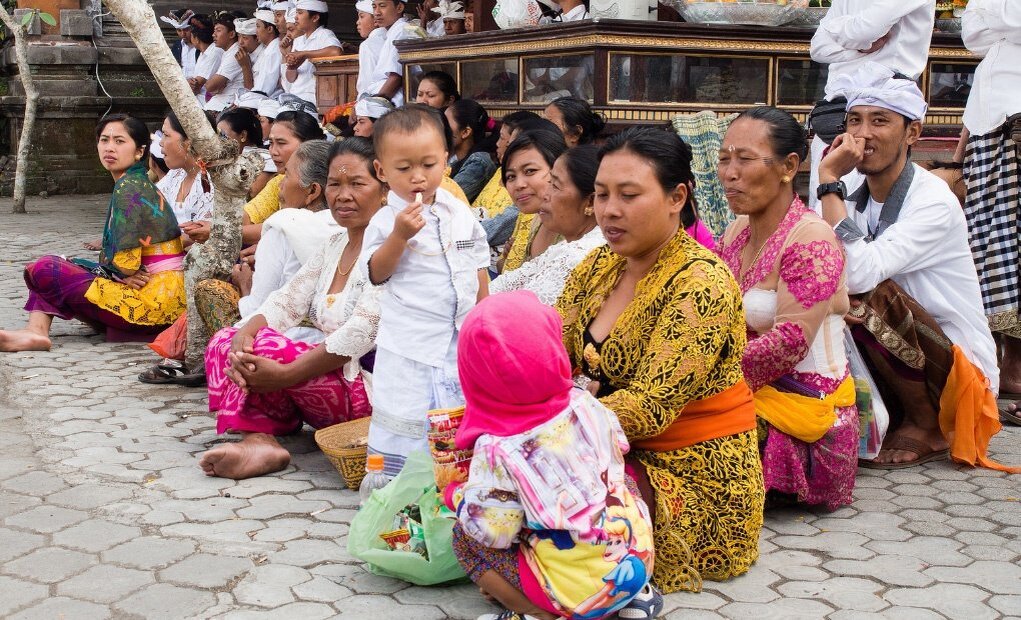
[754,377,855,443]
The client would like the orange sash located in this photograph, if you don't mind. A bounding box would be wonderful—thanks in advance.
[633,380,756,452]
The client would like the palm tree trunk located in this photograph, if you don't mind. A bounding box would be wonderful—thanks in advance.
[0,5,39,214]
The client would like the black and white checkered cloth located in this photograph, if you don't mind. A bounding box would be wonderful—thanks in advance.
[963,122,1020,336]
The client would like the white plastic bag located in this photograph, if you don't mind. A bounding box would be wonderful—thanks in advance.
[492,0,543,29]
[844,327,889,460]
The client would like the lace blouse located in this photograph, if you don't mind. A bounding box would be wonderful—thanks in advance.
[247,230,382,380]
[157,168,214,224]
[490,226,605,305]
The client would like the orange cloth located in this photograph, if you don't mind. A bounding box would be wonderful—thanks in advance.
[938,345,1020,473]
[633,380,756,452]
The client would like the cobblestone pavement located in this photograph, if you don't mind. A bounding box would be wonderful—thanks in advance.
[1,196,1019,620]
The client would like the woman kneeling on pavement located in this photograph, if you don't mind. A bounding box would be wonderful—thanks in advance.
[200,138,384,479]
[557,127,765,593]
[0,114,186,352]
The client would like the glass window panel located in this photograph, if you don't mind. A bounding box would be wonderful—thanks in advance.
[406,63,457,102]
[522,54,595,103]
[928,62,976,108]
[776,59,828,106]
[461,59,519,103]
[609,54,769,105]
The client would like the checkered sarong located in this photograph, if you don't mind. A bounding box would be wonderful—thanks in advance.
[963,123,1021,337]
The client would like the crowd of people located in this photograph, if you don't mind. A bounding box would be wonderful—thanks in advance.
[0,0,1018,618]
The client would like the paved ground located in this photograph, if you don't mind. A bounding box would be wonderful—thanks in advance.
[0,196,1019,620]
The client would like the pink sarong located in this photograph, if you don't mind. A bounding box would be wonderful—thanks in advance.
[207,327,372,435]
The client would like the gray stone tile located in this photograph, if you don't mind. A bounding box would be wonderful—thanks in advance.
[8,596,110,620]
[57,564,155,604]
[0,526,46,563]
[0,575,49,616]
[160,553,252,588]
[329,594,445,619]
[777,577,888,612]
[4,504,89,533]
[822,555,934,588]
[52,519,141,552]
[114,583,216,619]
[924,561,1021,595]
[269,539,348,568]
[1,470,68,495]
[864,536,971,567]
[885,583,999,620]
[221,602,337,620]
[101,536,196,569]
[232,564,312,607]
[720,598,834,619]
[2,547,96,583]
[43,483,134,510]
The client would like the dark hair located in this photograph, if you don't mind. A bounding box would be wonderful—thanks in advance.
[598,126,698,228]
[189,14,214,44]
[273,110,326,142]
[500,110,540,133]
[373,104,447,154]
[501,128,567,184]
[212,10,241,32]
[734,106,809,163]
[328,136,381,182]
[304,9,329,28]
[257,17,279,37]
[150,153,170,174]
[559,144,599,198]
[419,71,460,103]
[217,107,263,146]
[448,99,496,175]
[96,113,151,159]
[510,115,559,137]
[548,97,605,144]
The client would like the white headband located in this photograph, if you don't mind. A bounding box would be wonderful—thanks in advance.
[234,18,258,35]
[432,0,465,20]
[257,0,274,8]
[254,9,276,25]
[285,7,297,23]
[355,0,373,14]
[294,0,329,12]
[257,99,282,119]
[150,131,165,160]
[836,62,928,122]
[234,91,269,110]
[355,96,395,120]
[160,9,195,29]
[271,1,294,12]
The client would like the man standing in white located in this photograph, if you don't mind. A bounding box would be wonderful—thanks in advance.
[959,0,1021,423]
[247,10,283,98]
[204,14,247,113]
[808,0,936,210]
[355,0,387,99]
[817,64,1008,473]
[281,0,343,106]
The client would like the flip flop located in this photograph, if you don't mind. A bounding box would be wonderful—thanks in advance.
[859,435,950,470]
[138,364,207,387]
[998,397,1021,426]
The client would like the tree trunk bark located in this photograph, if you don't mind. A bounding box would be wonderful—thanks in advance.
[0,5,39,214]
[101,0,263,373]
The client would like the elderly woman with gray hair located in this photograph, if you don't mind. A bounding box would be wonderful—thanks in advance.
[191,139,339,340]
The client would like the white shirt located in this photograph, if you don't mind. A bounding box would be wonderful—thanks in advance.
[540,3,589,23]
[490,226,605,306]
[837,164,999,387]
[426,18,445,37]
[962,0,1021,135]
[366,18,421,107]
[281,26,342,105]
[191,45,225,104]
[357,27,387,97]
[206,42,247,111]
[251,38,283,98]
[811,0,936,99]
[865,197,883,236]
[249,230,381,380]
[180,40,197,78]
[156,169,214,223]
[360,187,489,366]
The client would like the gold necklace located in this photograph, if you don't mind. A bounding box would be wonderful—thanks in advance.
[336,246,358,276]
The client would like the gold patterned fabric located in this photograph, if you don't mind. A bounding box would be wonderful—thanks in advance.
[194,279,242,335]
[243,174,284,225]
[502,213,536,273]
[556,229,764,593]
[84,238,187,326]
[472,168,513,219]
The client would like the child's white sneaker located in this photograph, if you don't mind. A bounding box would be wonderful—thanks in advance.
[617,583,664,619]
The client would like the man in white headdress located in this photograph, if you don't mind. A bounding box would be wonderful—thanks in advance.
[161,9,197,77]
[366,0,421,106]
[352,95,396,137]
[817,63,1011,473]
[355,0,387,99]
[247,9,283,98]
[206,16,255,113]
[431,0,466,36]
[808,0,936,210]
[280,0,343,106]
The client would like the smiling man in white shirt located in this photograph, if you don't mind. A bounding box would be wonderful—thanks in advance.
[816,65,1010,472]
[280,0,343,106]
[808,0,936,209]
[960,0,1021,423]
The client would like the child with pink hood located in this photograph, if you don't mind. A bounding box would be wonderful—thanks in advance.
[446,290,661,620]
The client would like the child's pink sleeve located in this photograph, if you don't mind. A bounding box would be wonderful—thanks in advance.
[686,220,716,251]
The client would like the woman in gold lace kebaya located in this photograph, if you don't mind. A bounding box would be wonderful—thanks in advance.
[557,127,764,593]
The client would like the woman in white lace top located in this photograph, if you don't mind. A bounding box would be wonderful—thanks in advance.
[199,138,385,480]
[490,145,605,305]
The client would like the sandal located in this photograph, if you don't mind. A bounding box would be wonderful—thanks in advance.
[998,397,1021,426]
[138,363,207,387]
[859,435,949,470]
[618,584,664,619]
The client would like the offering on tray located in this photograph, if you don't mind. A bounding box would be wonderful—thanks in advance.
[427,406,474,487]
[670,0,809,27]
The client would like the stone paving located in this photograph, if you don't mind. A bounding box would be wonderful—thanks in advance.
[0,196,1019,620]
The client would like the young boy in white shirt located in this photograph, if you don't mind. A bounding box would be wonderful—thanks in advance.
[367,0,422,106]
[361,105,490,476]
[280,0,343,106]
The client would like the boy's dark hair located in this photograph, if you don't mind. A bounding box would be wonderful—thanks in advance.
[372,104,446,155]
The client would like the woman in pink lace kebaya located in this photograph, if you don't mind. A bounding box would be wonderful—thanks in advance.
[716,108,858,510]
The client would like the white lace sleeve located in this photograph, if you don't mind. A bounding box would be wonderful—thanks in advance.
[490,232,603,306]
[324,276,381,361]
[245,239,327,332]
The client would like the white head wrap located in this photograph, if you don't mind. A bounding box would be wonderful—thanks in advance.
[837,62,928,121]
[204,97,229,113]
[234,91,269,110]
[257,0,274,8]
[432,0,465,20]
[254,9,276,24]
[234,18,258,35]
[258,99,283,119]
[294,0,330,12]
[278,93,320,120]
[150,131,165,160]
[355,95,396,120]
[285,7,297,23]
[160,9,195,29]
[355,0,374,14]
[272,1,294,11]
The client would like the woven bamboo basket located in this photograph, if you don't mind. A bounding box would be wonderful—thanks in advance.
[314,416,372,490]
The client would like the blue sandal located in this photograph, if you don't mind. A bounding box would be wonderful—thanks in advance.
[617,584,664,619]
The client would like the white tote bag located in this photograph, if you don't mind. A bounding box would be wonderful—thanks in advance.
[844,327,890,460]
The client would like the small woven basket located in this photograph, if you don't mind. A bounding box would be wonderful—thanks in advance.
[314,416,372,490]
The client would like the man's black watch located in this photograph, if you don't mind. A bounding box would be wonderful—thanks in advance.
[817,180,847,201]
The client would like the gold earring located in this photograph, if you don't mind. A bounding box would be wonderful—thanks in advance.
[381,195,388,206]
[781,176,790,184]
[583,207,594,216]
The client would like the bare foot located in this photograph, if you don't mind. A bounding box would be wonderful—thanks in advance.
[0,329,52,353]
[872,424,948,465]
[198,433,290,479]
